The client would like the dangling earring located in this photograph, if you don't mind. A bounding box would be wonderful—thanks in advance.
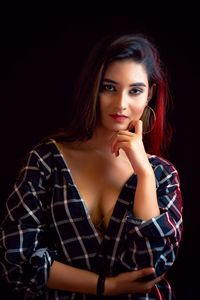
[140,105,156,134]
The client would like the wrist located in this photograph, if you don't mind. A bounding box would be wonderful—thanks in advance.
[96,274,106,298]
[136,165,155,178]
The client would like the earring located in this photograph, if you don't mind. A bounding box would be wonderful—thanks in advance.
[140,105,156,134]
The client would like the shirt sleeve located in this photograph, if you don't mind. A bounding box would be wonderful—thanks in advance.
[120,161,183,276]
[0,144,57,298]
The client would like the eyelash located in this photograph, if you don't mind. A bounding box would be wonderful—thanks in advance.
[101,84,143,95]
[102,84,115,92]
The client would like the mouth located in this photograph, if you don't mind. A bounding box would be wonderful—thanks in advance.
[109,114,128,122]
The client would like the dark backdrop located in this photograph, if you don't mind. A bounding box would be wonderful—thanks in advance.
[0,3,199,300]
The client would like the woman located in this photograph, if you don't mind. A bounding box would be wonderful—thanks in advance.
[0,33,183,299]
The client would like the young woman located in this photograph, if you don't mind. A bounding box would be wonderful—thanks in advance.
[0,33,183,299]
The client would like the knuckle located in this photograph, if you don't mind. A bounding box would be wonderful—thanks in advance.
[145,288,152,294]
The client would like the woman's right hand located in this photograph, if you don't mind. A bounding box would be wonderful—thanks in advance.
[105,268,163,296]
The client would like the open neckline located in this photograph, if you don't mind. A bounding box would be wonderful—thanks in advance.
[49,138,155,241]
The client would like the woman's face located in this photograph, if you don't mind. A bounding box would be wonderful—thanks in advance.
[98,59,154,133]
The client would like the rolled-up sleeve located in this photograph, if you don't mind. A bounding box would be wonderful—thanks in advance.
[0,147,57,298]
[121,162,183,276]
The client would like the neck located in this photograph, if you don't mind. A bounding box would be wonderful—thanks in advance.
[71,125,116,154]
[86,126,116,151]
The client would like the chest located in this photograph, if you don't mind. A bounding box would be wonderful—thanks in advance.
[62,151,134,226]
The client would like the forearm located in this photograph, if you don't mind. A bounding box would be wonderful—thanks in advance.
[47,260,99,294]
[133,170,160,220]
[47,261,161,296]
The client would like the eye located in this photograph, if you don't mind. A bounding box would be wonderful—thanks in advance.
[129,88,143,95]
[101,83,116,92]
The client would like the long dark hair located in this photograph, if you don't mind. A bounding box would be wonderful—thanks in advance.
[52,33,172,156]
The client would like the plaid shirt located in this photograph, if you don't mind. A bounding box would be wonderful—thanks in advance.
[0,139,183,300]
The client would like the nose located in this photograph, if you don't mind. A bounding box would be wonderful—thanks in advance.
[115,91,127,110]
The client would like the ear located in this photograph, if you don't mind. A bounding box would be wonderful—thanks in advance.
[147,83,156,103]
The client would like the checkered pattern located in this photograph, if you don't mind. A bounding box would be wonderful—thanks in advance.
[0,139,183,299]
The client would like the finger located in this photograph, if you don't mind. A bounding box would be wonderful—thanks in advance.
[135,268,155,280]
[110,132,118,153]
[113,140,135,157]
[111,134,132,154]
[112,138,132,155]
[116,130,134,136]
[138,272,156,282]
[127,121,134,131]
[109,132,118,144]
[115,150,120,157]
[134,120,143,136]
[112,142,121,156]
[154,274,164,284]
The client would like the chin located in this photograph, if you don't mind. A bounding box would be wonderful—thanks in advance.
[100,120,129,132]
[110,124,129,132]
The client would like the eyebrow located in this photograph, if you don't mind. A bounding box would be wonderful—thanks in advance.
[103,78,147,87]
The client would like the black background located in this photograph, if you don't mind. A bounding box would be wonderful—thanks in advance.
[0,2,199,299]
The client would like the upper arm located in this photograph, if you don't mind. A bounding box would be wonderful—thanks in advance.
[0,145,56,297]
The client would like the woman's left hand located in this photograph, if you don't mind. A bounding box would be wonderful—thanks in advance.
[110,120,152,176]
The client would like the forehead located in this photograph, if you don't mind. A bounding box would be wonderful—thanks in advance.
[103,59,148,83]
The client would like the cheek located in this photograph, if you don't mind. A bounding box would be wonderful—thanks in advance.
[130,104,146,116]
[99,96,110,112]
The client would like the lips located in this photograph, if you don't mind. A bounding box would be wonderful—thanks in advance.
[109,114,128,122]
